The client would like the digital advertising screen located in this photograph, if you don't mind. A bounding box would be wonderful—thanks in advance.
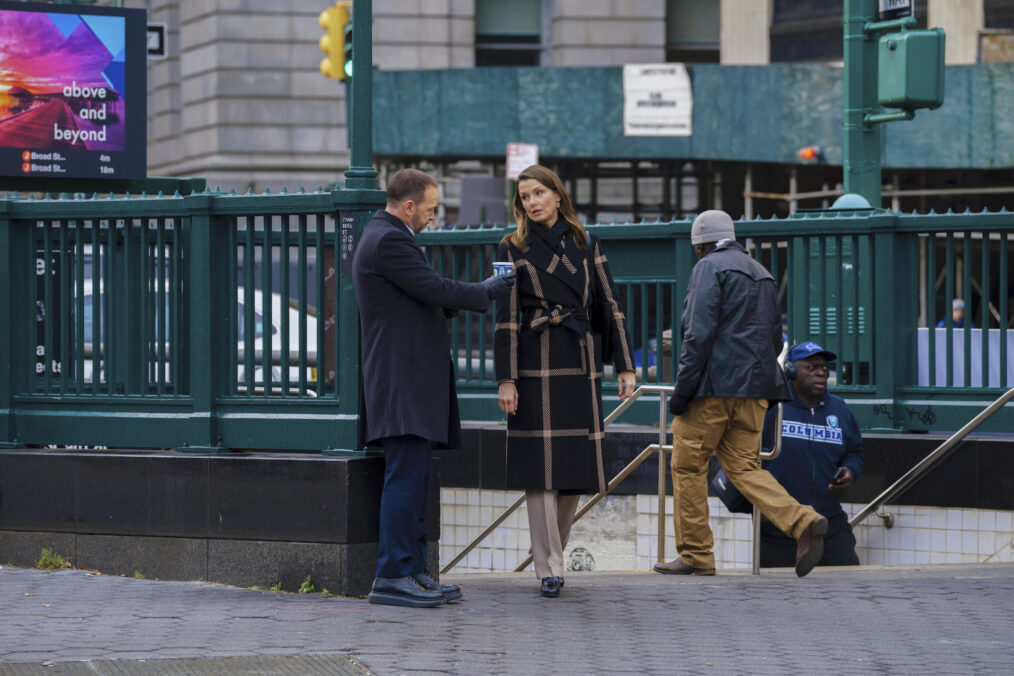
[0,0,146,181]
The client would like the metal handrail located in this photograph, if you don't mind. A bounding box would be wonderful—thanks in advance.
[441,377,1013,575]
[440,385,673,574]
[752,401,783,574]
[749,344,789,574]
[849,386,1014,529]
[441,384,785,575]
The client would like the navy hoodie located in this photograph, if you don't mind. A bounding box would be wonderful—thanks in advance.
[761,389,864,521]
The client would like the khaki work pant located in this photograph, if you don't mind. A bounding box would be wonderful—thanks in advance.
[526,490,581,579]
[669,397,819,570]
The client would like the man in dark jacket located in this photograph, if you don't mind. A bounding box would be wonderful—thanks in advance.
[760,341,864,567]
[654,210,827,578]
[352,168,514,607]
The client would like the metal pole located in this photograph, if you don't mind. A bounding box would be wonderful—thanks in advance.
[657,391,667,564]
[788,167,798,214]
[751,504,762,575]
[344,0,377,190]
[752,402,783,574]
[744,165,753,220]
[843,0,882,207]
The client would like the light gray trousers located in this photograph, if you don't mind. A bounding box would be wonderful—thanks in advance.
[525,489,581,578]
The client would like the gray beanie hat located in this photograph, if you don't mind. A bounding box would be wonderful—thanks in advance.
[691,210,736,245]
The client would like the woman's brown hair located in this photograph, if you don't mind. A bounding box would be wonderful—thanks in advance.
[504,165,587,252]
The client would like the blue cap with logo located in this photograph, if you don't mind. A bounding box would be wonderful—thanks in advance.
[788,341,837,363]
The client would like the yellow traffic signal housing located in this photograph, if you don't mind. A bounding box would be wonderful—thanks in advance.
[319,3,349,80]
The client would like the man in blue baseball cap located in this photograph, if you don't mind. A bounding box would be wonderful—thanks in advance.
[759,340,864,568]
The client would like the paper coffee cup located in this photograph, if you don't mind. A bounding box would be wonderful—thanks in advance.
[492,261,513,277]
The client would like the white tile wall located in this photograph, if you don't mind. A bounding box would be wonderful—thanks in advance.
[845,503,1014,566]
[440,488,1014,573]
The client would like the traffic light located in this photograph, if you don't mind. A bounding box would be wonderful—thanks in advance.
[342,5,354,79]
[318,2,349,80]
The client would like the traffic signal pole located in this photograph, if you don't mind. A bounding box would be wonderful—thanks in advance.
[843,1,922,207]
[842,0,883,207]
[344,0,377,190]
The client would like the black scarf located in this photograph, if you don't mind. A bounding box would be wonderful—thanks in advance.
[529,217,570,255]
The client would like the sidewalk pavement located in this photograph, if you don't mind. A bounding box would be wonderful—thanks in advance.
[2,563,1012,675]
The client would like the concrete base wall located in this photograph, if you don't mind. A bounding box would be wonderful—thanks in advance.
[0,449,442,596]
[0,531,418,595]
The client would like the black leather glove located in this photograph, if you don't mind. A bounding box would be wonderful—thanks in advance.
[481,271,516,301]
[443,308,459,319]
[669,393,692,416]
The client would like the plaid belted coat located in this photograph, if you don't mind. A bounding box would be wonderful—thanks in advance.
[494,230,635,493]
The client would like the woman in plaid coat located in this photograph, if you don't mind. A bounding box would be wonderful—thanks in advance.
[494,165,636,598]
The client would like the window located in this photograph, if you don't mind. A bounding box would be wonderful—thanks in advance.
[770,0,843,63]
[666,0,719,63]
[475,0,542,67]
[983,0,1014,63]
[770,1,927,63]
[986,0,1014,28]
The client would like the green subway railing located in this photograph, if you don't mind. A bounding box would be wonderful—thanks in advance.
[418,208,1013,433]
[0,187,384,452]
[2,198,1011,450]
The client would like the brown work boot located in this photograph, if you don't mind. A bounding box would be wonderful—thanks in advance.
[652,557,716,576]
[795,515,828,577]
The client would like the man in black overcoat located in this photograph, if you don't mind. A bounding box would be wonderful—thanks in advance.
[352,168,514,607]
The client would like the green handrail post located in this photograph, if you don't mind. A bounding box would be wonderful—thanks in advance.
[870,212,909,430]
[323,190,386,456]
[179,192,230,453]
[0,197,24,447]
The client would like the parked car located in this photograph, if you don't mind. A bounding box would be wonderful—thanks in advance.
[67,282,318,392]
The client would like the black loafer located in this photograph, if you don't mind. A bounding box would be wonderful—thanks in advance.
[368,576,444,608]
[412,571,462,602]
[540,576,563,598]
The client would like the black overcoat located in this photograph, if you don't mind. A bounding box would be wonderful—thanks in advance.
[352,210,489,447]
[494,231,635,493]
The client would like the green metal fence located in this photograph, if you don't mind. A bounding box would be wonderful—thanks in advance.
[0,187,385,452]
[2,196,1011,450]
[420,208,1013,433]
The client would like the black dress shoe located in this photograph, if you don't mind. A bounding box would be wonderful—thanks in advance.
[412,571,462,602]
[368,576,444,608]
[540,576,562,598]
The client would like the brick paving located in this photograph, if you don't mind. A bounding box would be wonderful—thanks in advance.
[1,563,1012,674]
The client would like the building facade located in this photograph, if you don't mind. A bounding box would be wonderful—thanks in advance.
[114,0,1014,218]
